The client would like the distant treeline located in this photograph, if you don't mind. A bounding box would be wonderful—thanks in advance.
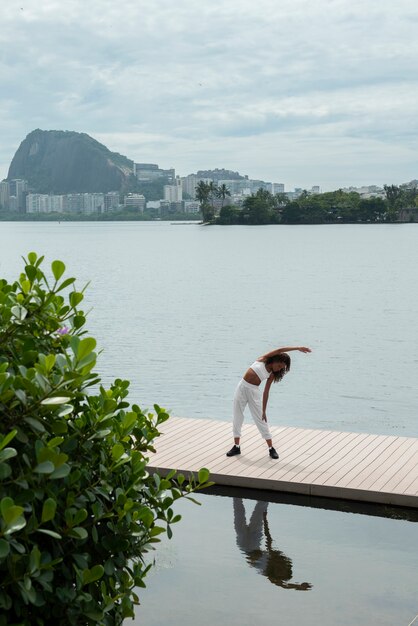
[212,185,418,225]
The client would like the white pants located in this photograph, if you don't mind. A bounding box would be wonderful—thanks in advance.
[233,379,272,440]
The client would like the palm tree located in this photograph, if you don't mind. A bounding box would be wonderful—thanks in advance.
[216,183,231,208]
[195,181,213,223]
[208,181,218,209]
[195,180,211,205]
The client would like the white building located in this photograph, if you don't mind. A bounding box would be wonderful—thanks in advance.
[184,201,200,214]
[124,193,146,211]
[164,177,182,203]
[0,180,10,209]
[181,174,199,199]
[82,193,105,213]
[9,179,28,211]
[134,163,175,183]
[268,183,285,195]
[104,192,120,212]
[27,192,107,214]
[26,194,64,213]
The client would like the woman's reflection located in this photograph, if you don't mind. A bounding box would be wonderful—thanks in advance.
[233,498,312,590]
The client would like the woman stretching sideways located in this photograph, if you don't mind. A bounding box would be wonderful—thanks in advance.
[226,346,312,460]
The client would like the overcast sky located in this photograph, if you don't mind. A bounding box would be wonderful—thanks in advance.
[1,0,418,190]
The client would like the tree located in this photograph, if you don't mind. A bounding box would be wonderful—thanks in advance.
[217,205,241,225]
[242,190,274,225]
[216,184,231,208]
[384,184,402,222]
[195,181,210,205]
[357,197,386,222]
[208,181,218,210]
[281,201,304,224]
[195,181,214,222]
[0,253,211,625]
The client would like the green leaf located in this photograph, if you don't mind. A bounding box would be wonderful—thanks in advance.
[74,509,88,525]
[23,417,46,432]
[0,448,17,463]
[20,279,31,294]
[111,443,125,461]
[44,354,56,372]
[15,389,26,404]
[198,468,210,484]
[41,396,71,405]
[47,437,64,448]
[41,498,57,523]
[69,291,84,308]
[29,546,41,573]
[0,464,12,480]
[0,498,23,524]
[0,498,25,534]
[55,276,76,293]
[69,527,88,540]
[36,529,62,539]
[0,539,10,558]
[11,305,28,321]
[34,461,55,474]
[27,252,37,265]
[51,260,65,281]
[57,404,73,417]
[77,338,96,361]
[25,265,37,282]
[50,421,68,435]
[73,314,85,329]
[177,474,185,486]
[82,564,104,585]
[0,430,18,451]
[49,463,70,479]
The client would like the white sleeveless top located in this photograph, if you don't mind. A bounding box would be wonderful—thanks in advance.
[249,360,270,381]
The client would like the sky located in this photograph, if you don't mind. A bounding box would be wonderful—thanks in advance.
[1,0,418,191]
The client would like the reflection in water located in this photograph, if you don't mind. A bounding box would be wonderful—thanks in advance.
[233,498,312,590]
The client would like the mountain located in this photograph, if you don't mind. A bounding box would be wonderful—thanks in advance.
[7,129,134,193]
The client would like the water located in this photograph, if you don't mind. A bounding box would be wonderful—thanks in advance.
[0,221,417,624]
[0,221,417,436]
[136,489,418,626]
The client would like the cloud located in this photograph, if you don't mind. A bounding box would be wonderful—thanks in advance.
[1,0,418,189]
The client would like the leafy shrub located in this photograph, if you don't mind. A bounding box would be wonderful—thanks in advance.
[0,253,211,625]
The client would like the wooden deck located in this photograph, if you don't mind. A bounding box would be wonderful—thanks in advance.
[147,417,418,508]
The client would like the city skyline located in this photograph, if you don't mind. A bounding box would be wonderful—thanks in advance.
[1,1,418,190]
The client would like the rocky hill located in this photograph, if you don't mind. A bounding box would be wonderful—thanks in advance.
[7,129,134,193]
[195,168,246,181]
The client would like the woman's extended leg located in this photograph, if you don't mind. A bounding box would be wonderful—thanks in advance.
[246,384,272,442]
[232,380,247,443]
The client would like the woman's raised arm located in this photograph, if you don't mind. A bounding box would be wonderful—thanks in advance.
[258,346,312,360]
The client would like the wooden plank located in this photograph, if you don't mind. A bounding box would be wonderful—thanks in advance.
[320,434,394,487]
[297,432,369,484]
[378,439,418,494]
[259,429,351,482]
[353,437,417,492]
[146,417,418,508]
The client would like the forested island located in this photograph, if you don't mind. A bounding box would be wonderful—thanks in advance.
[198,184,418,225]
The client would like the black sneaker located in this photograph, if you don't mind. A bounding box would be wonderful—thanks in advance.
[226,445,241,457]
[269,447,279,460]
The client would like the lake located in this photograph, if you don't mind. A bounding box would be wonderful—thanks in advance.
[0,221,417,624]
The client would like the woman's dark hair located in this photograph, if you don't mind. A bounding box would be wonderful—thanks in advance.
[262,353,291,382]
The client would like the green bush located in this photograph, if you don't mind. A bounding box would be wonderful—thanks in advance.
[0,253,211,625]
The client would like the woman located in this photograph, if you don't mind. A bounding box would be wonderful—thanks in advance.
[226,346,311,459]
